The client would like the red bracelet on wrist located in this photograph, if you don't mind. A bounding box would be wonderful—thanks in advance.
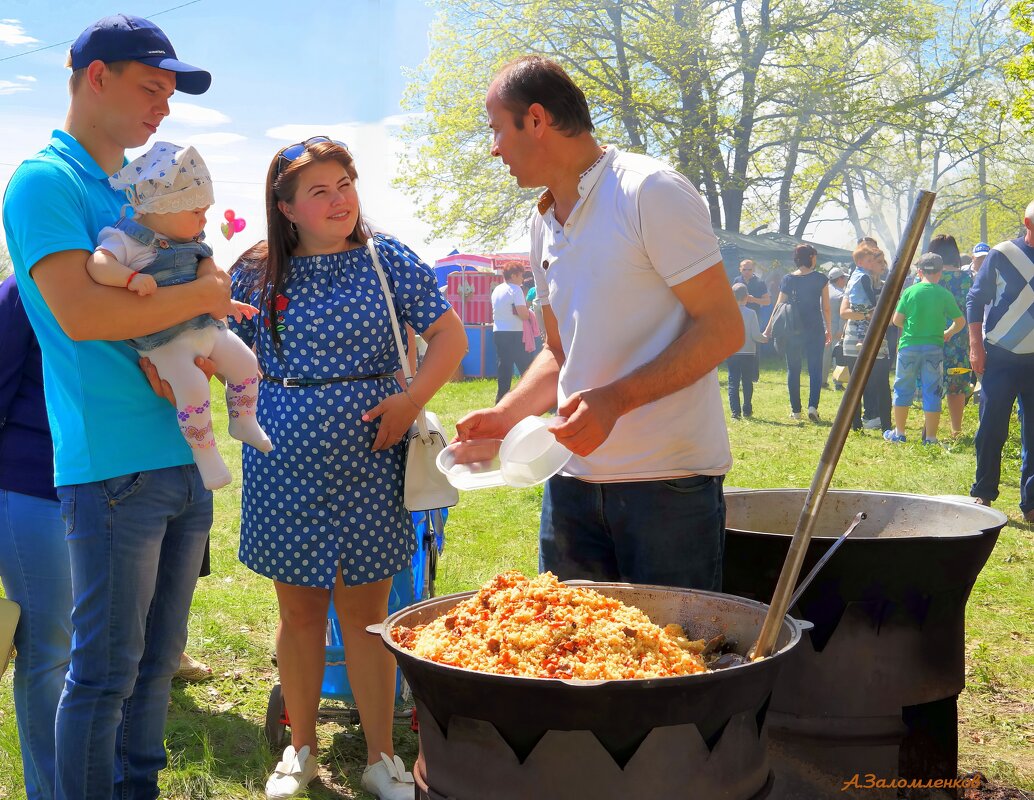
[126,270,141,288]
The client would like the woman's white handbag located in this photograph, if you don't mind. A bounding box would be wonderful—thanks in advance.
[368,238,459,511]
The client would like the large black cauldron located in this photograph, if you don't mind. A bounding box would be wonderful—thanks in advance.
[724,490,1007,799]
[380,583,810,800]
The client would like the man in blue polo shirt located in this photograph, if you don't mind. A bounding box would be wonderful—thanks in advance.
[967,201,1034,522]
[2,15,231,799]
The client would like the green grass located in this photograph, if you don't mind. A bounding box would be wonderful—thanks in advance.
[0,363,1031,797]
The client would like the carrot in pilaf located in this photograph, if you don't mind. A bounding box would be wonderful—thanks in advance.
[393,571,709,680]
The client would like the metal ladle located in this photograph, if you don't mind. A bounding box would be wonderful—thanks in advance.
[750,190,937,660]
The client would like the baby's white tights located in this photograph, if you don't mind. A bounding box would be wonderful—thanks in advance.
[143,326,272,490]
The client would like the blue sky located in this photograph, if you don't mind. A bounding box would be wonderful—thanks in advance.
[0,0,486,267]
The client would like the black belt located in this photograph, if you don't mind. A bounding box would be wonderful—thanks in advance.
[262,372,395,388]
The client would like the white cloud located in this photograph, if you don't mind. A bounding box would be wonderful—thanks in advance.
[264,124,353,142]
[15,75,36,82]
[0,20,38,47]
[379,112,424,128]
[167,102,231,127]
[0,79,31,95]
[179,132,247,147]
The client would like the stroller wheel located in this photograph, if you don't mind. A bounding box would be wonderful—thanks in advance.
[425,540,439,599]
[264,683,289,752]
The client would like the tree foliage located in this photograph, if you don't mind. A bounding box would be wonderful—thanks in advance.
[1006,0,1034,123]
[397,0,1027,249]
[0,242,12,281]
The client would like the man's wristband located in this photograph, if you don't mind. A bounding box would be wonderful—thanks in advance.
[126,270,142,288]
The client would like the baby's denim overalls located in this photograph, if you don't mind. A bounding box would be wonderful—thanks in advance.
[116,216,224,352]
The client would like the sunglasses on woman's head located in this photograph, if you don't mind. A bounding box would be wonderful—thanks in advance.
[275,136,349,177]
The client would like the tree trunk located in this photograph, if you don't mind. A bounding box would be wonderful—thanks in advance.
[725,0,770,233]
[779,111,809,234]
[793,124,880,238]
[607,3,644,149]
[979,150,988,243]
[842,171,865,241]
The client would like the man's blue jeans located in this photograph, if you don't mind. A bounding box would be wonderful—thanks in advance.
[539,473,725,590]
[0,489,72,800]
[54,465,211,800]
[972,346,1034,513]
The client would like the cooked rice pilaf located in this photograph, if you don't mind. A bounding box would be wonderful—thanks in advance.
[393,571,709,680]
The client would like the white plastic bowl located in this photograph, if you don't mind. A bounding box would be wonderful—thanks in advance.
[435,416,572,491]
[498,415,572,488]
[436,439,506,490]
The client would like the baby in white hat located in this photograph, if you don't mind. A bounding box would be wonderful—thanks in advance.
[86,142,272,489]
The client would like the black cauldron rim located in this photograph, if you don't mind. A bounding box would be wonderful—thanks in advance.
[725,488,1008,540]
[377,582,812,766]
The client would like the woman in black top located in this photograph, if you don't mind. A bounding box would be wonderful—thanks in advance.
[764,245,832,421]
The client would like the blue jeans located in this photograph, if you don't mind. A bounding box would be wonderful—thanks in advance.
[55,465,211,800]
[844,355,892,430]
[493,330,534,403]
[785,330,825,412]
[972,346,1034,513]
[726,354,756,416]
[539,474,725,590]
[893,345,944,412]
[0,489,72,800]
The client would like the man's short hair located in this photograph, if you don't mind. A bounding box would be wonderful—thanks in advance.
[66,53,128,94]
[494,56,594,136]
[739,259,755,271]
[732,283,749,301]
[1025,199,1034,225]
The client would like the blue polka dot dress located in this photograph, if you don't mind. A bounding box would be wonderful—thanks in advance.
[228,235,451,588]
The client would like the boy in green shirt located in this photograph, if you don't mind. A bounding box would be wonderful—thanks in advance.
[885,252,965,444]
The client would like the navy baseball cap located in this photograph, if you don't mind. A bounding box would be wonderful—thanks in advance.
[70,14,211,95]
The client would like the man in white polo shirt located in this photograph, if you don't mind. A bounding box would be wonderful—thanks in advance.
[457,56,744,590]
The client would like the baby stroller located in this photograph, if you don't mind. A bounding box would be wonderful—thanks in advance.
[263,508,447,749]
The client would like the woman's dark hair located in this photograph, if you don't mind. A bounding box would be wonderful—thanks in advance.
[793,244,818,268]
[928,233,961,268]
[494,56,594,136]
[237,140,369,348]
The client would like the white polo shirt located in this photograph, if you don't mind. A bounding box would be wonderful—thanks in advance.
[531,147,731,481]
[491,281,526,332]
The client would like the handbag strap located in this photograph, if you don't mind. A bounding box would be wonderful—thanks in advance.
[367,236,432,443]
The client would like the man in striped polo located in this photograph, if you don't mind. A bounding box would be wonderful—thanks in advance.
[967,201,1034,521]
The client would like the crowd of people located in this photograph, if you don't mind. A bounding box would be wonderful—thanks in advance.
[0,13,1030,800]
[732,236,981,438]
[727,222,1034,521]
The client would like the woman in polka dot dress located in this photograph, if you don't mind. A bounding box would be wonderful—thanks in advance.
[228,138,465,799]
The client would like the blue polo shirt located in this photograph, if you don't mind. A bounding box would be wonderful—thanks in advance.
[2,130,191,486]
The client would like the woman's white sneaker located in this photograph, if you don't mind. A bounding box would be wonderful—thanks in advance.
[266,744,317,799]
[361,753,415,800]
